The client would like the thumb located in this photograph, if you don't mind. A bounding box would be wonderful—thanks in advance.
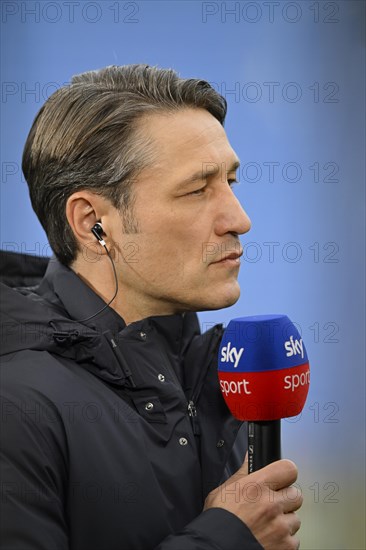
[229,452,249,484]
[241,451,249,475]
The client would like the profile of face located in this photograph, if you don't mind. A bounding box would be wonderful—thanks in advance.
[106,107,251,318]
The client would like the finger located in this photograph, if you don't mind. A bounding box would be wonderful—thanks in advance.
[243,451,249,474]
[287,512,302,535]
[234,451,249,478]
[278,485,303,513]
[256,459,298,491]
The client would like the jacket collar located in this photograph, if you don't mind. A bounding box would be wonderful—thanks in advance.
[39,257,200,341]
[35,258,203,387]
[37,256,126,334]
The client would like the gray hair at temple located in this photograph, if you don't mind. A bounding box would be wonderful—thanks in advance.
[22,64,227,266]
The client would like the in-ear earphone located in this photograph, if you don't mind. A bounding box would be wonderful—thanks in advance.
[91,222,106,247]
[73,222,119,324]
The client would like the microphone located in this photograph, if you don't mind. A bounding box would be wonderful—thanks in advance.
[218,314,310,473]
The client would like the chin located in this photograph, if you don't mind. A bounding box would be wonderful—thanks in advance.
[193,284,241,312]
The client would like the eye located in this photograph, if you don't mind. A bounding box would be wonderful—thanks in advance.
[186,185,207,196]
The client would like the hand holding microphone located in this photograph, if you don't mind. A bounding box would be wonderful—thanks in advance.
[204,457,303,550]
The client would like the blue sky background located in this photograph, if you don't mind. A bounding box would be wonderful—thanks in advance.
[1,1,365,547]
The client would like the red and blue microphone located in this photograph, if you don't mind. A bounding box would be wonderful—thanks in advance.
[218,314,310,472]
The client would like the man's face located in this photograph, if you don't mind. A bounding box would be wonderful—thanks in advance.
[110,107,251,318]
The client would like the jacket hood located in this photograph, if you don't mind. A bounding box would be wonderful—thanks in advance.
[1,255,210,388]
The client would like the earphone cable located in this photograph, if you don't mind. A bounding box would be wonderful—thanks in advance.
[74,243,119,323]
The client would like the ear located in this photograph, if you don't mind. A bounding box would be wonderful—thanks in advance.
[66,191,110,256]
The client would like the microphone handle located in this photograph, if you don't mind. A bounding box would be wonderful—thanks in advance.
[248,420,281,473]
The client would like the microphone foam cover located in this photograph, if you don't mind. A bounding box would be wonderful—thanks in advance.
[218,314,310,421]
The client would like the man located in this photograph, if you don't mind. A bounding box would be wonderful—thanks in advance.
[0,65,302,549]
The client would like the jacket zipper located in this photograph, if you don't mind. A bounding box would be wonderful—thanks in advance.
[187,400,200,435]
[186,325,223,438]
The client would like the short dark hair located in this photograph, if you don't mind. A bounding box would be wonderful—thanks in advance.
[22,64,227,266]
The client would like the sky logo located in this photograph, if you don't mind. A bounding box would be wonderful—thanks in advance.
[284,335,304,359]
[220,342,244,368]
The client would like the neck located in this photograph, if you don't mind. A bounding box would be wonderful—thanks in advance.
[71,256,181,325]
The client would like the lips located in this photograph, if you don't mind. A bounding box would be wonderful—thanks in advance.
[212,249,243,264]
[221,251,243,262]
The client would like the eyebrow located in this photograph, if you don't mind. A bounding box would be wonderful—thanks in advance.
[178,160,240,188]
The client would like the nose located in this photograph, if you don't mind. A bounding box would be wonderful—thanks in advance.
[214,187,251,237]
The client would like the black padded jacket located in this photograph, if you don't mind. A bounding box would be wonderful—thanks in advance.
[0,252,263,550]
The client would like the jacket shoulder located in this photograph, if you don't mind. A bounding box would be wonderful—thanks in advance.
[0,250,49,288]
